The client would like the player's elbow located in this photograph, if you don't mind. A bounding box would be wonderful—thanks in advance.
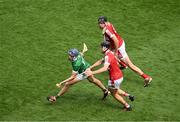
[96,60,102,65]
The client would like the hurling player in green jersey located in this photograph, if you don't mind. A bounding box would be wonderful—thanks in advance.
[47,48,109,102]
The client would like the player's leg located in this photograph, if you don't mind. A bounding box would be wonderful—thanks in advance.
[122,56,152,87]
[87,75,106,90]
[87,75,109,100]
[108,78,132,111]
[118,89,134,101]
[118,41,144,75]
[110,88,132,111]
[56,77,80,97]
[119,60,128,70]
[123,56,144,75]
[118,41,152,87]
[117,51,128,70]
[47,77,80,102]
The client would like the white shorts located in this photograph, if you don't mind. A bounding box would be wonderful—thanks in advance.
[117,41,128,59]
[108,77,123,89]
[76,73,88,81]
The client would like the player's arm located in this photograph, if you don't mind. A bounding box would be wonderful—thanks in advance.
[89,59,104,69]
[105,30,119,52]
[56,71,77,87]
[85,63,109,76]
[91,63,109,75]
[61,71,77,83]
[85,55,111,76]
[112,36,119,52]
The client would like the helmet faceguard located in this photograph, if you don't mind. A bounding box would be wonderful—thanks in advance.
[101,41,110,48]
[100,41,110,53]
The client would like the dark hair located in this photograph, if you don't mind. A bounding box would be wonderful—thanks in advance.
[100,41,110,48]
[98,16,107,24]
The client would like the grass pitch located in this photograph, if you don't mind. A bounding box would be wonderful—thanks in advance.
[0,0,180,121]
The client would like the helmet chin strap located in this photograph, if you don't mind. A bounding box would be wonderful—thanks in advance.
[72,56,77,61]
[102,47,108,53]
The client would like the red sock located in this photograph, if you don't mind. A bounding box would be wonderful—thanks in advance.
[141,74,149,79]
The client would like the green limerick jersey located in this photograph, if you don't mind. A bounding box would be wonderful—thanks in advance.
[71,54,90,74]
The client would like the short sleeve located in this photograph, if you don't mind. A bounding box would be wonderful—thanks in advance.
[104,55,111,65]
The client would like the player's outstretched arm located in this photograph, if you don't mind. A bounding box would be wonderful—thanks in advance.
[56,71,77,88]
[92,64,109,75]
[89,59,104,69]
[85,64,109,76]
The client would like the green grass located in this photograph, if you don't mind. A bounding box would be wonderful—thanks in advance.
[0,0,180,121]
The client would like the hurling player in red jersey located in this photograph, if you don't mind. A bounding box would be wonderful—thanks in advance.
[85,41,134,111]
[98,16,152,87]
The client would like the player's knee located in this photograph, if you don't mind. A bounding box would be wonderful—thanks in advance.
[87,76,95,83]
[88,79,94,83]
[110,89,117,96]
[65,82,71,87]
[111,92,116,97]
[124,58,133,66]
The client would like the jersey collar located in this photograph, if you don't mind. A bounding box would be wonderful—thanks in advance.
[105,49,111,55]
